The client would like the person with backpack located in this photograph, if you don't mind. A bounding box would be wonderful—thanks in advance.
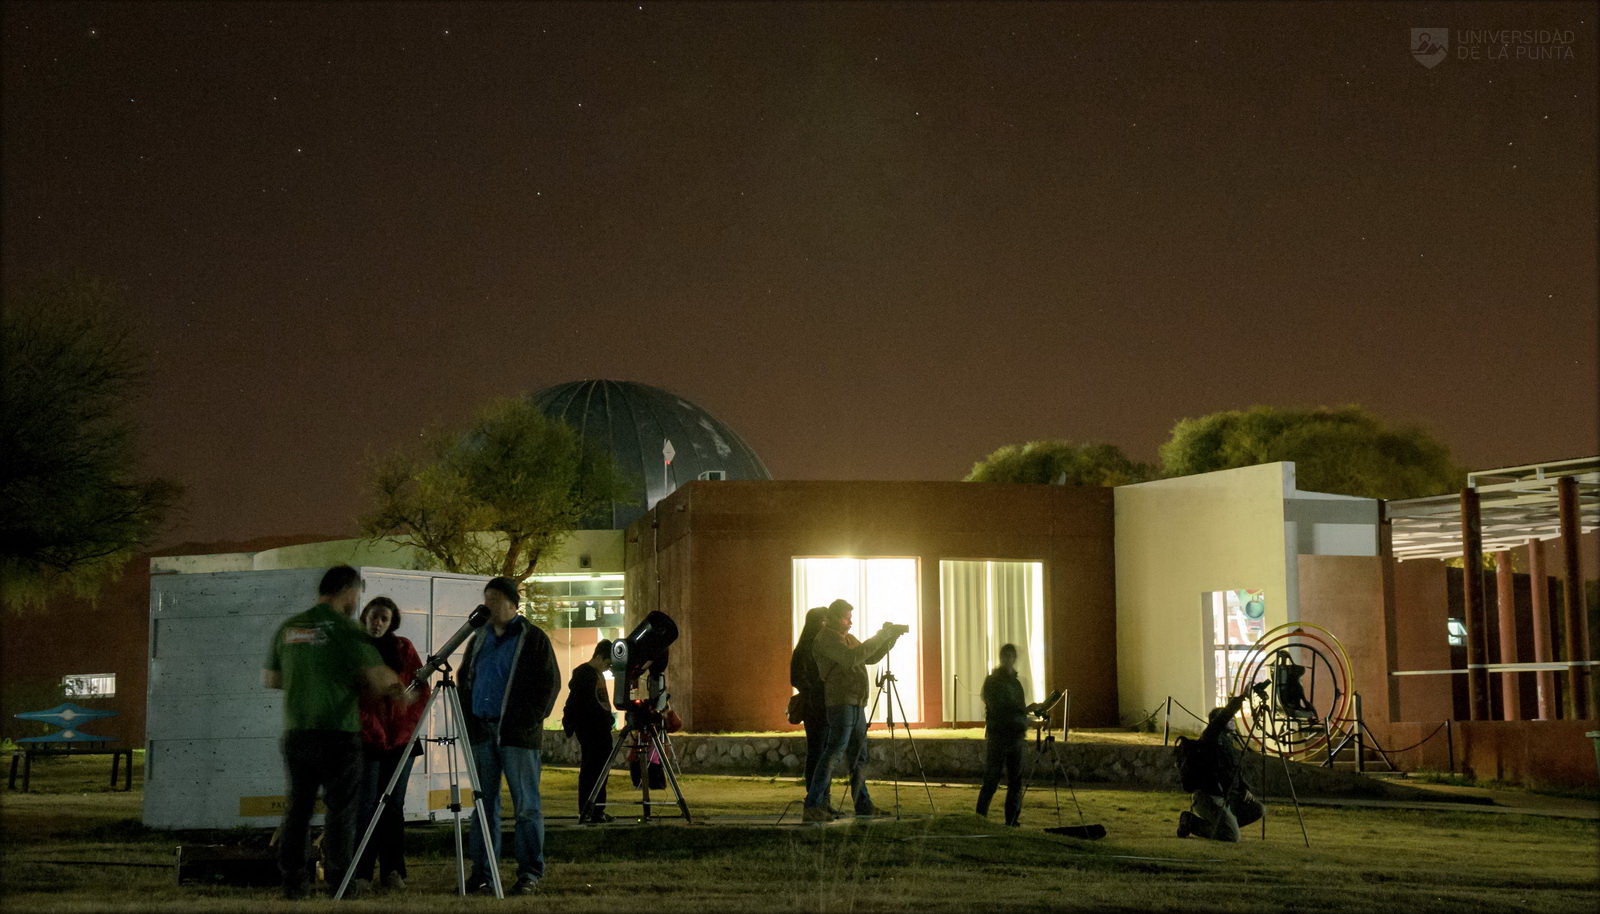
[1174,688,1265,842]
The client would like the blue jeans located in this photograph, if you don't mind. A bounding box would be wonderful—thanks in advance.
[466,739,545,881]
[804,704,873,812]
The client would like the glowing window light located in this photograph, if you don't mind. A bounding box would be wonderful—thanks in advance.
[792,557,920,723]
[939,561,1045,722]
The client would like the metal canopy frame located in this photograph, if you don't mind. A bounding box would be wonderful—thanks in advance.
[1385,457,1599,562]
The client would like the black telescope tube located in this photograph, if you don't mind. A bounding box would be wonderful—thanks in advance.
[409,604,491,689]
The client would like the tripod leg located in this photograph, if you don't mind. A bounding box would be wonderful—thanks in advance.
[447,687,504,898]
[582,725,632,821]
[650,727,694,822]
[1276,748,1310,848]
[888,679,935,813]
[334,684,444,900]
[638,728,654,823]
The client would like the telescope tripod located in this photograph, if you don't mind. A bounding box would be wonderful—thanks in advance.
[1242,707,1310,847]
[866,665,936,816]
[334,665,504,900]
[582,712,693,823]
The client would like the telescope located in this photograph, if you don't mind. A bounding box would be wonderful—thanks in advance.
[611,611,678,713]
[409,604,491,690]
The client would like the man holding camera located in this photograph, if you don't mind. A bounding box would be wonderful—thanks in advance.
[458,577,560,895]
[263,565,412,900]
[802,599,908,823]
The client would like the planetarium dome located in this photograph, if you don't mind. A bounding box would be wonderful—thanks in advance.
[531,379,772,530]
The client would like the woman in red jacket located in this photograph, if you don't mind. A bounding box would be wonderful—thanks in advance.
[352,597,428,893]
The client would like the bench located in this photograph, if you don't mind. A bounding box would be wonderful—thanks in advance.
[7,703,132,792]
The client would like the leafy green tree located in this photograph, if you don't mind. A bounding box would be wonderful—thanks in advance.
[966,440,1153,485]
[1,277,181,609]
[360,398,634,584]
[1158,405,1463,499]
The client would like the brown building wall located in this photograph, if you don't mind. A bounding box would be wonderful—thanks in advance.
[0,534,341,747]
[623,481,1117,733]
[0,558,151,746]
[1297,555,1393,741]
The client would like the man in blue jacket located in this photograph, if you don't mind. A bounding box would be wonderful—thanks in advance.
[459,577,560,895]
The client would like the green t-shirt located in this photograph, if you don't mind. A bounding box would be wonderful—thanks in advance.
[265,603,382,732]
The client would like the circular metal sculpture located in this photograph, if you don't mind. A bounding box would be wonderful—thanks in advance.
[1230,622,1354,760]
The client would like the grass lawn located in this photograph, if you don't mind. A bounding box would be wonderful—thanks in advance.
[1,752,1596,912]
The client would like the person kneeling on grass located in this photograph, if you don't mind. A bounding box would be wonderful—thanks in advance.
[1174,690,1264,842]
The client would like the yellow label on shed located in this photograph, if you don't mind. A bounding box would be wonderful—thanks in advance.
[428,787,473,810]
[239,795,326,817]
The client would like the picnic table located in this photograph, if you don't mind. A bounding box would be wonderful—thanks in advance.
[7,703,133,792]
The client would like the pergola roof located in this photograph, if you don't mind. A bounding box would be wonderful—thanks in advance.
[1386,457,1600,562]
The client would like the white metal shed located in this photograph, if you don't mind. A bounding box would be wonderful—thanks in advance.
[143,566,489,830]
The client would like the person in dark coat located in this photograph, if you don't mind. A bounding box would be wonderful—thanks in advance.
[1176,690,1264,842]
[352,596,429,893]
[975,643,1045,826]
[564,639,616,824]
[458,577,561,896]
[789,607,829,793]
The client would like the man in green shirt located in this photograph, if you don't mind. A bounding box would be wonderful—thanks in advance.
[263,565,409,899]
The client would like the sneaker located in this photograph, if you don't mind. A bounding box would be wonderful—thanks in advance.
[801,805,833,824]
[584,812,616,825]
[855,804,889,817]
[380,872,406,892]
[343,877,369,899]
[282,880,310,901]
[464,872,494,895]
[510,875,539,896]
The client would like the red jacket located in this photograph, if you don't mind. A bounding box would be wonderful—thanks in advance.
[360,635,429,751]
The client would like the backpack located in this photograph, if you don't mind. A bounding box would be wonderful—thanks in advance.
[1174,735,1224,794]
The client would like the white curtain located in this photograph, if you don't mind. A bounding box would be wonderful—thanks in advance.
[792,558,920,723]
[940,561,1045,722]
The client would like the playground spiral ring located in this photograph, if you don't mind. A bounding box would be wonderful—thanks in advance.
[1229,622,1355,760]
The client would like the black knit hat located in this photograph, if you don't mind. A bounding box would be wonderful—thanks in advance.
[485,576,520,606]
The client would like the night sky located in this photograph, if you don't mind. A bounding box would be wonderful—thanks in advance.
[3,2,1596,546]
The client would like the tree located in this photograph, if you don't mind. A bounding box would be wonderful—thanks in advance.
[966,440,1154,485]
[0,276,182,608]
[1158,405,1464,499]
[360,398,633,584]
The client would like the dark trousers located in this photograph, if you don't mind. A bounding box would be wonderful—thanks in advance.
[576,728,613,818]
[278,730,362,889]
[975,736,1024,825]
[355,746,415,880]
[802,707,827,792]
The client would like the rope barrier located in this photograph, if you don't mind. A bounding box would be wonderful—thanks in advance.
[1168,697,1210,725]
[1127,705,1162,730]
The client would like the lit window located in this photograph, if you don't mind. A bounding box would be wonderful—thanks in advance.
[793,557,920,723]
[941,561,1046,722]
[1446,618,1467,647]
[62,673,116,698]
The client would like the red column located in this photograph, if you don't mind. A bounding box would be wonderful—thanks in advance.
[1461,489,1490,721]
[1527,538,1556,720]
[1558,476,1588,719]
[1494,551,1521,720]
